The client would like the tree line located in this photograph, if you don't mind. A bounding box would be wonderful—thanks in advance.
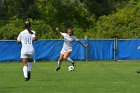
[0,0,140,40]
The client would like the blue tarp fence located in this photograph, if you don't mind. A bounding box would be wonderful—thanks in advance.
[0,39,140,61]
[117,40,140,60]
[88,40,114,60]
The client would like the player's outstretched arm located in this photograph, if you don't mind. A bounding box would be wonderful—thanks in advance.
[77,40,87,48]
[56,27,62,35]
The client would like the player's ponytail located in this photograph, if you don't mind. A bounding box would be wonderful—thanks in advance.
[25,21,33,34]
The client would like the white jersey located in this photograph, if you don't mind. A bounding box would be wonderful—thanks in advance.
[17,29,36,56]
[61,32,79,52]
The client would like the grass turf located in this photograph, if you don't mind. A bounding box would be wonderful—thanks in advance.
[0,61,140,93]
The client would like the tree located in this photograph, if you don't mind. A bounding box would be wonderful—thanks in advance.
[1,0,40,19]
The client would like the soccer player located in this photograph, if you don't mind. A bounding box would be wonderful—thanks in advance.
[56,27,87,71]
[17,21,36,81]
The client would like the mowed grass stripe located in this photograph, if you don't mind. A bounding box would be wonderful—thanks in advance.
[0,61,140,93]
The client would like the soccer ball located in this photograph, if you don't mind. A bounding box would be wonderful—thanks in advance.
[68,66,75,71]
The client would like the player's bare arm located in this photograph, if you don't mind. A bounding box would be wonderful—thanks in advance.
[55,27,62,35]
[32,35,36,41]
[77,40,87,48]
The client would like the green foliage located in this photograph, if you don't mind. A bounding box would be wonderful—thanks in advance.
[0,18,23,40]
[0,0,140,39]
[0,18,56,40]
[31,20,55,39]
[95,0,140,38]
[2,0,40,19]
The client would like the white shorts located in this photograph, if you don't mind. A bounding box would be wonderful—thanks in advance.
[60,48,72,54]
[21,53,34,58]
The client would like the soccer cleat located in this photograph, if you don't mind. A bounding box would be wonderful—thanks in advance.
[28,71,31,80]
[56,67,61,71]
[72,62,76,68]
[136,70,140,74]
[25,77,29,81]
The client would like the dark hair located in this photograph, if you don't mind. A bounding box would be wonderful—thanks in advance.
[66,28,73,35]
[66,27,74,35]
[25,21,33,34]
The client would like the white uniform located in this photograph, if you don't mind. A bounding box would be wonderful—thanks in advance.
[17,29,36,58]
[60,32,79,54]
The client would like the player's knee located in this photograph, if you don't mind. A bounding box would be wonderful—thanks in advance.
[63,57,67,60]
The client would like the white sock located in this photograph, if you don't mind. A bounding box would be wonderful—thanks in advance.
[67,57,74,63]
[23,66,28,78]
[58,61,62,67]
[27,62,32,72]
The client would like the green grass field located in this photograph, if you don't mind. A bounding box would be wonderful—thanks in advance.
[0,61,140,93]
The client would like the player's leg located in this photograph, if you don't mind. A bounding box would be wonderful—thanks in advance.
[56,54,64,71]
[27,58,33,80]
[27,52,34,80]
[63,51,71,60]
[63,51,76,67]
[67,57,76,67]
[58,54,64,67]
[22,58,28,81]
